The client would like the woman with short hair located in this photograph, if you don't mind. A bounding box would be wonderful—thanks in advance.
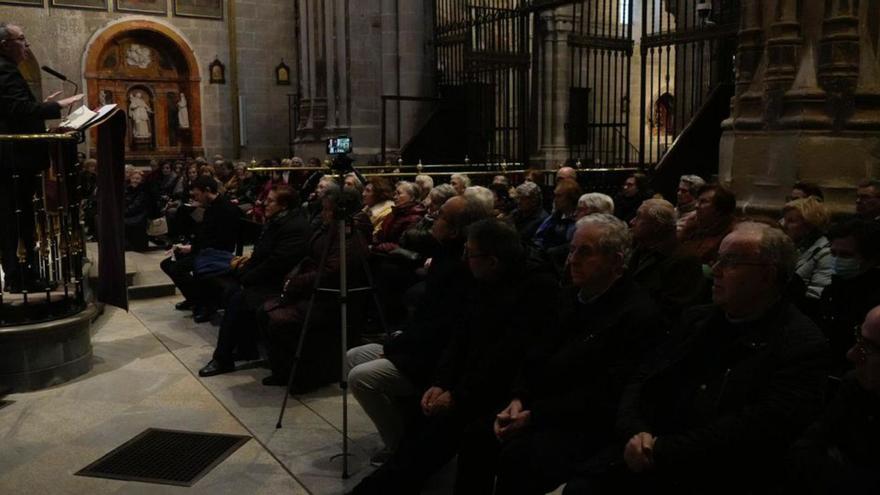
[782,196,833,300]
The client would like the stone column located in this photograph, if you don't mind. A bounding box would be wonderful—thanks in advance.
[723,0,764,129]
[719,0,880,215]
[532,7,574,167]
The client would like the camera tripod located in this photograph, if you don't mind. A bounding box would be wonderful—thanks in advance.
[274,193,388,479]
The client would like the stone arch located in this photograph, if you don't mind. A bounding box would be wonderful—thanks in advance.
[84,19,203,161]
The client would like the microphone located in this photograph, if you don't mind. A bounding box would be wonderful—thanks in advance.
[41,65,67,81]
[41,65,79,97]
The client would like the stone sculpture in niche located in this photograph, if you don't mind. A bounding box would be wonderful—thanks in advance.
[126,44,152,69]
[177,93,190,129]
[129,91,153,139]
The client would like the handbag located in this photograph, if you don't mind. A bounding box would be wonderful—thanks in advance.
[147,216,169,236]
[193,248,234,277]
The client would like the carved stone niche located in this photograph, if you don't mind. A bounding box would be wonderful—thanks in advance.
[85,20,203,163]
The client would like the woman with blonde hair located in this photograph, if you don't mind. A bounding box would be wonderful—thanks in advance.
[782,196,833,300]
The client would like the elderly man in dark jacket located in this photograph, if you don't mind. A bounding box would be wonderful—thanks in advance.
[198,185,310,377]
[565,222,830,495]
[351,219,559,495]
[784,305,880,494]
[346,194,493,465]
[1,22,82,292]
[454,213,666,495]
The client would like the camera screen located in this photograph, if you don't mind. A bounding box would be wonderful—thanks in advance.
[327,136,352,155]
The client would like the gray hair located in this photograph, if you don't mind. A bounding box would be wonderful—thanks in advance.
[429,183,456,205]
[464,185,495,211]
[577,193,615,215]
[515,181,542,201]
[679,174,706,196]
[396,180,420,201]
[575,213,632,260]
[734,221,797,288]
[415,174,434,191]
[450,173,471,188]
[639,198,677,233]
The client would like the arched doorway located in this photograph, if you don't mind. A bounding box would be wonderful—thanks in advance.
[84,20,202,162]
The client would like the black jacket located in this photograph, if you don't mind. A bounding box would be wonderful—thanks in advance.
[611,301,829,493]
[514,275,666,443]
[123,184,150,226]
[785,372,880,494]
[238,208,311,290]
[432,251,559,416]
[816,268,880,372]
[628,243,705,317]
[383,239,470,388]
[193,194,241,254]
[510,207,549,244]
[0,55,61,173]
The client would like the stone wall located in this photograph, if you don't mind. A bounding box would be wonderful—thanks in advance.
[0,1,295,160]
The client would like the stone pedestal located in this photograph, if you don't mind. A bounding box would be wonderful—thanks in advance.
[720,0,880,215]
[0,304,97,393]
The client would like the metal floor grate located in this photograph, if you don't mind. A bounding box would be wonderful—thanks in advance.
[76,428,250,486]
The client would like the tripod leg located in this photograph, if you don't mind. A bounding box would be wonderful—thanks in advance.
[275,226,336,429]
[352,228,390,335]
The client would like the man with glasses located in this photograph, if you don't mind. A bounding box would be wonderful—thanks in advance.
[1,22,82,292]
[454,214,666,494]
[786,305,880,493]
[565,222,829,494]
[855,179,880,222]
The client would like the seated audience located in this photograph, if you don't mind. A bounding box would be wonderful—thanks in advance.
[306,175,339,229]
[614,172,652,223]
[198,185,311,376]
[259,189,372,391]
[123,170,150,252]
[628,199,704,316]
[678,183,737,267]
[534,178,581,249]
[455,213,665,494]
[675,174,705,232]
[414,174,434,206]
[162,176,241,315]
[782,196,833,301]
[817,219,880,372]
[450,173,470,195]
[509,181,548,244]
[346,195,492,463]
[344,173,364,196]
[489,182,516,218]
[399,183,457,256]
[575,192,615,219]
[790,181,825,202]
[555,166,577,183]
[352,219,558,494]
[363,177,395,236]
[785,305,880,494]
[372,181,426,253]
[856,179,880,221]
[566,222,829,494]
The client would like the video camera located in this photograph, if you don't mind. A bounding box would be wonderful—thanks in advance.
[326,136,354,173]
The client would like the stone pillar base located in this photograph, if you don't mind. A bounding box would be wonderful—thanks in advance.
[719,129,880,215]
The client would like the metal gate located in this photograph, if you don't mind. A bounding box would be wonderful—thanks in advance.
[638,0,738,166]
[433,0,739,169]
[567,0,635,166]
[435,0,532,164]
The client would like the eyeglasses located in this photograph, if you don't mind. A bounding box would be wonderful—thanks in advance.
[711,254,773,270]
[852,326,880,360]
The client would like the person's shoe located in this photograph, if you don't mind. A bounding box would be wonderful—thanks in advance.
[193,310,215,324]
[369,448,393,467]
[175,300,194,311]
[198,359,234,377]
[261,374,287,386]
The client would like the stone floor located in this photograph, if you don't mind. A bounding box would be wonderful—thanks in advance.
[0,282,467,494]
